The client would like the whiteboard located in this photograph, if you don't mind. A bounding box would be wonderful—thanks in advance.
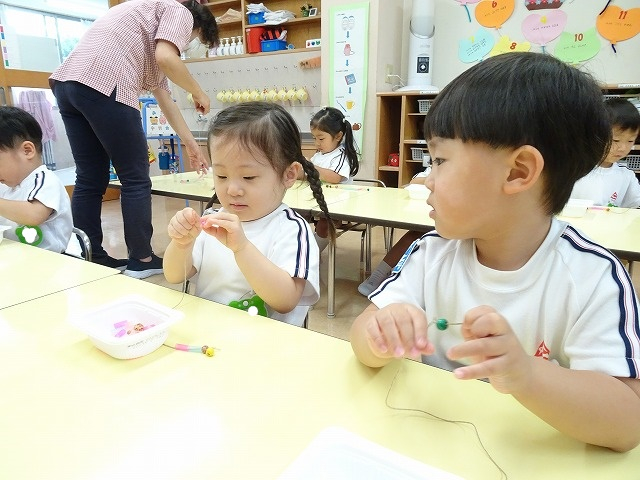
[430,0,640,89]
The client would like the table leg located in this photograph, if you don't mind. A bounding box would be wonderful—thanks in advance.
[327,239,336,318]
[365,224,372,276]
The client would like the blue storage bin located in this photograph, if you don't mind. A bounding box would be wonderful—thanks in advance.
[261,39,287,52]
[247,12,265,24]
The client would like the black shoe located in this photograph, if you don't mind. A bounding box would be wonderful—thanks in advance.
[124,253,163,279]
[92,254,128,271]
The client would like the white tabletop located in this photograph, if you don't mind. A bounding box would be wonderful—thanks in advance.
[1,273,638,479]
[0,239,120,309]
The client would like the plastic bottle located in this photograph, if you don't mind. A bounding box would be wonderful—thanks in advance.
[216,39,225,56]
[236,36,244,55]
[230,37,237,55]
[222,38,230,56]
[109,161,118,180]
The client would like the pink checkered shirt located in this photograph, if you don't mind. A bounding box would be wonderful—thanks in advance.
[50,0,193,109]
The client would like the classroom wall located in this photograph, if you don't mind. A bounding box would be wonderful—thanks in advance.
[425,0,640,89]
[179,50,323,135]
[320,0,404,181]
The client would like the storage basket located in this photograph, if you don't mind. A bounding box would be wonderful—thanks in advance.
[69,295,183,359]
[410,147,426,161]
[417,99,432,113]
[247,12,265,24]
[625,155,640,170]
[261,39,287,52]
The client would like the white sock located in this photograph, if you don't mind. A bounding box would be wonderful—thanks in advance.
[358,261,392,296]
[314,232,330,253]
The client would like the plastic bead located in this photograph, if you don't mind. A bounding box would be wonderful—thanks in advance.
[435,318,449,330]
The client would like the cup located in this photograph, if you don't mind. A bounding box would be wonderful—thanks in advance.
[277,88,288,101]
[286,88,297,101]
[216,91,226,102]
[241,90,251,102]
[231,90,241,102]
[250,89,261,101]
[295,88,308,102]
[346,100,355,109]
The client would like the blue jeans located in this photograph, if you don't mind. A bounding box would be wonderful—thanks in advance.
[52,81,153,260]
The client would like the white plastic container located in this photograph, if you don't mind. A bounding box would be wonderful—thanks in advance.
[279,427,463,480]
[405,183,429,200]
[69,295,183,359]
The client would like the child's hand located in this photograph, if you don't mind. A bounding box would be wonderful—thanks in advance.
[363,303,435,360]
[200,211,248,253]
[446,305,532,394]
[167,207,201,246]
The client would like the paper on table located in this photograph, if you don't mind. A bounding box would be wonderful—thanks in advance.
[278,427,464,480]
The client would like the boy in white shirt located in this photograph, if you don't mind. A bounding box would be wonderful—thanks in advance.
[0,106,73,253]
[570,97,640,207]
[350,53,640,452]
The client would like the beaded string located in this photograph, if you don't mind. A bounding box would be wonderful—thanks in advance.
[428,318,463,331]
[163,233,216,356]
[385,365,508,480]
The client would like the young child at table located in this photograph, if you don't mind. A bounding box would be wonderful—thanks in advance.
[306,106,360,251]
[0,106,73,253]
[349,52,640,451]
[163,102,335,327]
[570,97,640,208]
[358,167,431,296]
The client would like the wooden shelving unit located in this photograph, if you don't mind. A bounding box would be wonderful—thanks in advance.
[375,92,437,187]
[196,0,321,58]
[376,85,640,186]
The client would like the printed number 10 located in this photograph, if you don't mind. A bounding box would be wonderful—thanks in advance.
[574,33,584,42]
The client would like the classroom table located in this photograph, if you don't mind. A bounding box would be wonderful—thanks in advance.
[0,239,120,309]
[1,273,638,479]
[314,188,640,317]
[109,173,372,215]
[314,186,435,317]
[558,206,640,263]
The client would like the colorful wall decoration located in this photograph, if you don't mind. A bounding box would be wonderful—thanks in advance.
[444,0,640,86]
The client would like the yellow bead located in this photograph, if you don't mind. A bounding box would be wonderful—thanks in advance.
[205,347,214,357]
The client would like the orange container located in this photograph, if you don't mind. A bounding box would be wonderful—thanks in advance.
[245,27,267,54]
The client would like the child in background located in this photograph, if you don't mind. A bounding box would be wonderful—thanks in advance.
[307,107,360,251]
[358,167,430,296]
[163,103,335,327]
[350,52,640,451]
[570,97,640,207]
[0,106,73,253]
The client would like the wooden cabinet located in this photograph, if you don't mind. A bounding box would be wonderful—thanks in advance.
[199,0,321,58]
[375,92,437,187]
[376,86,640,187]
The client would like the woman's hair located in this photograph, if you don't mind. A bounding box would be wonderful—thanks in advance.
[181,0,219,48]
[0,106,43,154]
[424,52,611,215]
[310,107,360,178]
[207,102,336,241]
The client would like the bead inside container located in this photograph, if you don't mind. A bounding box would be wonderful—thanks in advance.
[69,295,183,359]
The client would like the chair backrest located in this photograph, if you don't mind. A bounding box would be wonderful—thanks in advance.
[353,178,386,188]
[71,227,92,262]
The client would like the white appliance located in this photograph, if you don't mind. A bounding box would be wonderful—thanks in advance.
[398,0,438,92]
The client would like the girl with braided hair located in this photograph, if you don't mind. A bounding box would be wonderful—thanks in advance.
[307,106,361,251]
[164,102,334,327]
